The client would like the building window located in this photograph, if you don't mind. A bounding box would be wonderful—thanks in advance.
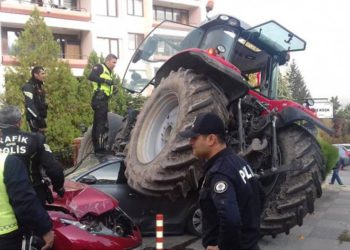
[54,34,81,59]
[128,0,143,16]
[153,6,189,24]
[96,0,118,16]
[96,37,119,58]
[49,0,78,10]
[128,33,144,50]
[1,28,22,55]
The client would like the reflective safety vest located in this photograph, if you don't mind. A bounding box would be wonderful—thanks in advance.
[92,64,113,97]
[0,154,18,235]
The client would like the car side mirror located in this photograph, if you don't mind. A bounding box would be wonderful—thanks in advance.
[80,175,97,185]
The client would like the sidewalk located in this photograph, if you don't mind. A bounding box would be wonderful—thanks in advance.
[259,167,350,250]
[186,168,350,250]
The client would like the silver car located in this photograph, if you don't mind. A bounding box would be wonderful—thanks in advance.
[333,144,350,165]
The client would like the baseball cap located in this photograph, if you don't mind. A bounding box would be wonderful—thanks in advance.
[0,105,22,129]
[179,113,225,138]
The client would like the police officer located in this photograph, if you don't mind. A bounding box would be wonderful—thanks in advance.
[180,113,263,250]
[0,153,54,250]
[0,105,64,205]
[22,66,48,133]
[88,53,118,153]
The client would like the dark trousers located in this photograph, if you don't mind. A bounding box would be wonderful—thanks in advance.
[27,118,46,133]
[91,91,109,153]
[330,168,343,185]
[0,230,22,250]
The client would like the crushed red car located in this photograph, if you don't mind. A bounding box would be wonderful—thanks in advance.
[47,181,142,250]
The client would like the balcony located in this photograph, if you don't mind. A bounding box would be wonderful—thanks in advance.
[0,0,91,21]
[153,0,201,10]
[2,55,88,69]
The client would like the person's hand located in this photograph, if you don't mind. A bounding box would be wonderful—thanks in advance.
[41,230,54,250]
[206,246,219,250]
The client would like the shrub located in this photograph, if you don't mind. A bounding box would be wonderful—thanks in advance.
[318,138,338,177]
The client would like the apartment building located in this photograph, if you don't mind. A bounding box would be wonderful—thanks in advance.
[0,0,205,87]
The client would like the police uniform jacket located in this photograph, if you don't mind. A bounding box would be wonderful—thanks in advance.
[1,155,52,237]
[88,63,114,96]
[200,148,263,250]
[0,127,64,193]
[22,78,48,125]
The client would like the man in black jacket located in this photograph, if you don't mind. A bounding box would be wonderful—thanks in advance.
[180,113,263,250]
[22,66,48,133]
[0,153,54,250]
[88,54,118,153]
[0,105,64,204]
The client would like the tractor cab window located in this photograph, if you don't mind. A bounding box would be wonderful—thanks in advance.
[122,21,195,94]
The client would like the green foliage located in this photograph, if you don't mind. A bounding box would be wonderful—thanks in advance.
[318,138,339,176]
[12,8,60,67]
[337,104,350,119]
[2,9,91,151]
[330,96,341,115]
[1,9,147,152]
[277,71,292,100]
[285,59,311,103]
[44,61,82,150]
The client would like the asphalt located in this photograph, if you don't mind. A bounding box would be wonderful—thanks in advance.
[143,167,350,250]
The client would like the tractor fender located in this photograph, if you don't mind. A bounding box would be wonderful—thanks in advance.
[277,106,333,135]
[155,49,249,101]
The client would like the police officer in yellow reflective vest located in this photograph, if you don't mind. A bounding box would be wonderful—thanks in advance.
[88,53,118,153]
[0,153,54,250]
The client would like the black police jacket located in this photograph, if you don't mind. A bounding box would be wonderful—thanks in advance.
[3,155,52,236]
[0,127,64,193]
[22,78,48,123]
[199,148,263,250]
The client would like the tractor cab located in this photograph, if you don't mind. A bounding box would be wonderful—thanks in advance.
[122,15,306,100]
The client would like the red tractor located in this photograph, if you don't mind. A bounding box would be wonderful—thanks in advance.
[78,14,332,237]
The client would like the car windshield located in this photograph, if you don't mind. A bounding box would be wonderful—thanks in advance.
[65,156,109,180]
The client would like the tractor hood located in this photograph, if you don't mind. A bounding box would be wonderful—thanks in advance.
[52,180,119,220]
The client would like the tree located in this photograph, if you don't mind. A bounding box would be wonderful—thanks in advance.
[285,59,311,103]
[330,96,341,115]
[277,71,292,100]
[2,9,88,151]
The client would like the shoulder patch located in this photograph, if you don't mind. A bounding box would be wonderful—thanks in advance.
[214,181,228,193]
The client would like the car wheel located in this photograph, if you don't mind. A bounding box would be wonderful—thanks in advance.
[186,206,202,236]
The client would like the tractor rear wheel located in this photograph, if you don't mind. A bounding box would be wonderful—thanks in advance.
[260,125,325,236]
[125,68,229,199]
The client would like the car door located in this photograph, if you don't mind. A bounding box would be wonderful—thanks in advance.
[78,161,150,226]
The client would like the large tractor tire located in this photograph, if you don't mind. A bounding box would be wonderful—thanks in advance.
[77,112,123,163]
[125,68,229,199]
[260,124,325,237]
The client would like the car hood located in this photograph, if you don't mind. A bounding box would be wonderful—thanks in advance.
[52,180,119,219]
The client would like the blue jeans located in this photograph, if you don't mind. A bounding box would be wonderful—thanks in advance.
[330,168,343,185]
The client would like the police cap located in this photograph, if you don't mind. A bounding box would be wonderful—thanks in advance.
[179,112,225,138]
